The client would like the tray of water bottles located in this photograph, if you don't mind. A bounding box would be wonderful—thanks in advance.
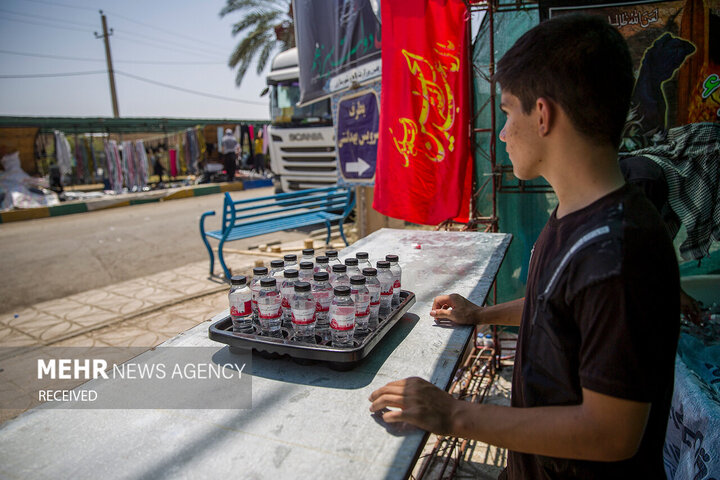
[208,290,415,370]
[208,250,414,370]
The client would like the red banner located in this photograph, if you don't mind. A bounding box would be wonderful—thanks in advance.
[373,0,471,225]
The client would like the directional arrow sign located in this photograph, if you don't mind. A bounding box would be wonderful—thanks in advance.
[336,89,379,185]
[345,157,370,175]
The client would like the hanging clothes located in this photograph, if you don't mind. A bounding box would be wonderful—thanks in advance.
[262,125,269,155]
[121,141,134,190]
[135,140,149,189]
[169,148,178,178]
[103,139,123,193]
[54,131,73,183]
[74,134,84,184]
[84,137,95,183]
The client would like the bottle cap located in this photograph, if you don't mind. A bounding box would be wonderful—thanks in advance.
[334,286,351,296]
[284,254,297,262]
[294,281,311,292]
[299,261,313,270]
[332,264,347,273]
[302,248,315,256]
[326,250,338,258]
[284,269,299,278]
[230,275,247,286]
[313,271,329,282]
[253,266,269,276]
[344,258,358,266]
[386,254,399,263]
[350,275,366,285]
[270,260,284,268]
[362,267,377,276]
[260,278,277,287]
[356,252,369,260]
[377,260,390,269]
[316,255,329,264]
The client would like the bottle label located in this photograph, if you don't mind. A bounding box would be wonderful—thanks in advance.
[258,301,281,320]
[393,280,401,289]
[355,305,370,317]
[381,286,393,296]
[313,290,331,312]
[291,308,315,325]
[330,306,356,331]
[230,300,251,317]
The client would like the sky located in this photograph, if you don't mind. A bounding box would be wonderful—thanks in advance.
[0,0,271,120]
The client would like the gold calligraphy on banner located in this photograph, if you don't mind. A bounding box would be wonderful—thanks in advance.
[390,41,461,167]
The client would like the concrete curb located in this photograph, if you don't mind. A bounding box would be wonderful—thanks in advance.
[0,178,273,224]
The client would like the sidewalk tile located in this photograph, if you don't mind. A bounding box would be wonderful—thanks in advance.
[12,312,85,342]
[72,290,152,316]
[0,327,37,347]
[164,276,220,296]
[110,280,182,306]
[52,334,113,347]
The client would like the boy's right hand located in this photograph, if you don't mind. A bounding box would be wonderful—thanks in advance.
[430,294,478,326]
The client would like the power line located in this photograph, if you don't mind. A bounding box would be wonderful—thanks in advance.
[0,7,97,28]
[114,71,267,106]
[0,15,94,33]
[21,0,230,51]
[0,70,106,79]
[0,69,267,106]
[0,49,225,65]
[113,33,226,61]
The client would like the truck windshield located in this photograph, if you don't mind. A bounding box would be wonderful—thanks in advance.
[270,81,332,127]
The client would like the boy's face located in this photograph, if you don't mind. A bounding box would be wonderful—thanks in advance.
[499,91,542,181]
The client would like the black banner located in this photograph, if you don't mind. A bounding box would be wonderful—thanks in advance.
[293,0,382,105]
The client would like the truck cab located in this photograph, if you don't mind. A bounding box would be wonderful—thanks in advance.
[266,48,337,192]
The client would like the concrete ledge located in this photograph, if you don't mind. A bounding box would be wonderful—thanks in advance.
[0,178,271,224]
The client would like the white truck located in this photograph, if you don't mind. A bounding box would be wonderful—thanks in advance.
[265,48,337,192]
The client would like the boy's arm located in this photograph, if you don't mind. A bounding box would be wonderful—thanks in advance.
[369,379,650,461]
[430,295,524,327]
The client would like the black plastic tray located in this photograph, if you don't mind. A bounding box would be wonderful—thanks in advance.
[208,290,416,370]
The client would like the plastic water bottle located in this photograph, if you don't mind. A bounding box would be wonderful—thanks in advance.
[229,275,252,333]
[484,334,494,349]
[257,277,282,337]
[330,286,355,347]
[330,263,350,289]
[251,266,269,324]
[356,251,372,271]
[291,281,316,343]
[283,254,298,271]
[386,254,402,307]
[301,248,315,265]
[312,271,333,341]
[376,260,394,316]
[314,255,330,275]
[281,269,299,328]
[362,267,381,330]
[326,250,342,266]
[269,259,285,282]
[298,261,314,283]
[344,257,362,278]
[350,275,370,334]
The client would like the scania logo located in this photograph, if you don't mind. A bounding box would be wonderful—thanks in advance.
[288,133,324,141]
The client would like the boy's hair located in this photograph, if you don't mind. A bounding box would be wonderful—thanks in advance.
[495,14,633,148]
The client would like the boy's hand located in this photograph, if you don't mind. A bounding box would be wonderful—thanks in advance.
[430,294,478,326]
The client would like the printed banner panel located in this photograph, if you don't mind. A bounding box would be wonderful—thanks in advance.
[293,0,382,106]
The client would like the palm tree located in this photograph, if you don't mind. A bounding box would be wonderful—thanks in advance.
[220,0,295,86]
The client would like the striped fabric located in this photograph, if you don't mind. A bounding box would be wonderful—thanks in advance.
[622,123,719,261]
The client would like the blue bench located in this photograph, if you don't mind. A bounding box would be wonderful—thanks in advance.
[200,186,355,279]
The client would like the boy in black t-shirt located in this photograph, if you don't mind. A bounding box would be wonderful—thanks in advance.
[369,14,680,479]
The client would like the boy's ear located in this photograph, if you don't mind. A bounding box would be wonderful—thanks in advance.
[536,97,553,137]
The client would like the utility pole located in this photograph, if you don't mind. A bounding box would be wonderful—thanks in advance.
[95,10,119,117]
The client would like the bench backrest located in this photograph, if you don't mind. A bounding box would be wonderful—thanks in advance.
[221,186,355,233]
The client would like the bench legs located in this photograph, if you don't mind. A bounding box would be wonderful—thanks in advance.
[217,237,232,280]
[199,211,216,277]
[338,219,349,246]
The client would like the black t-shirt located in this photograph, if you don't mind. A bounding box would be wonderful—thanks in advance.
[507,184,680,479]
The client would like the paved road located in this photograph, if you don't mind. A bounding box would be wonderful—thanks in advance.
[0,187,310,314]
